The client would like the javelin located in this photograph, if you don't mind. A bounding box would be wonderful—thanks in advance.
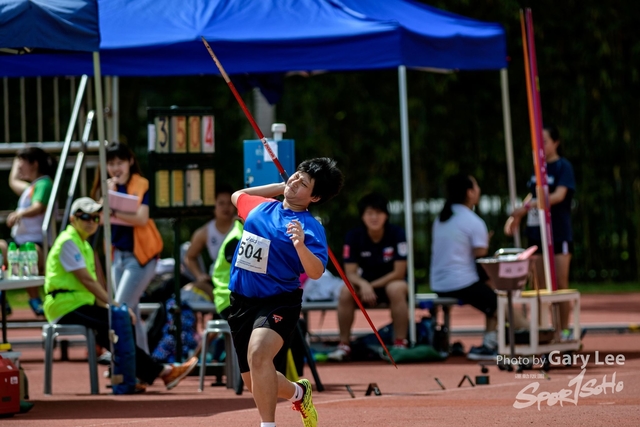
[200,37,288,183]
[201,36,397,367]
[520,10,557,291]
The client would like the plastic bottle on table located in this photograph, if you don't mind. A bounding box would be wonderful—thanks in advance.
[20,244,30,278]
[7,242,20,279]
[26,242,39,277]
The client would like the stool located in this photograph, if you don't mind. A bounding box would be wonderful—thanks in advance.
[198,319,241,392]
[497,289,581,355]
[416,295,460,352]
[42,324,99,395]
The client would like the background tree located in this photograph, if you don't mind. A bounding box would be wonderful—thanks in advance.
[2,0,638,283]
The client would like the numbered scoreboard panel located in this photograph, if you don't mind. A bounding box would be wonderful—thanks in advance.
[147,107,217,218]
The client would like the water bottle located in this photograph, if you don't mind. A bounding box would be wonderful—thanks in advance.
[27,242,39,277]
[7,242,20,279]
[19,244,29,278]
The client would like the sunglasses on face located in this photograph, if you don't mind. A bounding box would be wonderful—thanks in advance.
[76,212,101,223]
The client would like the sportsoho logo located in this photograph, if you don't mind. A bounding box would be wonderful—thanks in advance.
[507,351,625,410]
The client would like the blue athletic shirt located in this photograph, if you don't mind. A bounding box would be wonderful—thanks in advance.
[228,194,328,298]
[526,157,576,243]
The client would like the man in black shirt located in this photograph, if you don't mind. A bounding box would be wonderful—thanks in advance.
[327,193,409,361]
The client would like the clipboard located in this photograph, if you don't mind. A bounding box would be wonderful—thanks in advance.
[108,190,139,226]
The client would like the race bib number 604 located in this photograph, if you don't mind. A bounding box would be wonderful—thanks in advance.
[235,230,270,274]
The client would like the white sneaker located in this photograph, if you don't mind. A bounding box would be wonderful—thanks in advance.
[326,344,351,362]
[97,351,112,366]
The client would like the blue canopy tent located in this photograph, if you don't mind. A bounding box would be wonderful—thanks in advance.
[341,0,507,70]
[0,0,100,51]
[1,0,400,76]
[0,0,507,75]
[0,0,518,343]
[339,0,520,342]
[0,0,117,332]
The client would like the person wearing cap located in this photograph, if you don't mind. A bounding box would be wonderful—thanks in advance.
[43,197,197,391]
[327,193,409,362]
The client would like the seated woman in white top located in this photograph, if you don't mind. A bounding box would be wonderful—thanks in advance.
[431,174,508,361]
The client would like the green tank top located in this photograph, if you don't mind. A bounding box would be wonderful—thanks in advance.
[43,225,97,322]
[212,220,243,313]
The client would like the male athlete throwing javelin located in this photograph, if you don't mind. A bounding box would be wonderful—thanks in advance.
[227,158,343,427]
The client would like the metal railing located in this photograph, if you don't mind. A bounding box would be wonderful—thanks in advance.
[0,140,101,154]
[61,110,95,231]
[0,141,101,175]
[41,75,89,257]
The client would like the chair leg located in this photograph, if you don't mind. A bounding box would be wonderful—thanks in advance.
[297,322,324,392]
[198,331,210,392]
[43,328,54,395]
[85,329,99,395]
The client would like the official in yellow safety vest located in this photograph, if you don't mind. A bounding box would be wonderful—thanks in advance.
[44,197,197,391]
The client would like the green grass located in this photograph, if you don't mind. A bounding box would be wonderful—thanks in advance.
[5,282,639,310]
[416,282,640,295]
[3,288,42,309]
[567,282,640,294]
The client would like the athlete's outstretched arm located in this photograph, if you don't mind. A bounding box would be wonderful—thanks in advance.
[231,183,285,207]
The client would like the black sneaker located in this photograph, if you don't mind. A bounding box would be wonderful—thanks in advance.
[466,345,497,361]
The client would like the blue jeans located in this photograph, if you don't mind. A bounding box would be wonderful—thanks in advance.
[112,249,157,354]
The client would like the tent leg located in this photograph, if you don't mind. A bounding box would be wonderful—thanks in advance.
[105,77,113,142]
[3,78,9,142]
[398,66,416,345]
[500,68,521,248]
[93,51,114,322]
[93,50,121,383]
[112,76,119,141]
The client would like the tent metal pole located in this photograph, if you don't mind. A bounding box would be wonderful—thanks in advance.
[500,68,520,247]
[20,78,26,142]
[53,77,60,142]
[70,77,76,140]
[398,66,416,344]
[112,76,119,141]
[3,78,9,142]
[105,77,113,142]
[253,88,275,138]
[93,51,118,384]
[93,53,112,303]
[37,77,43,142]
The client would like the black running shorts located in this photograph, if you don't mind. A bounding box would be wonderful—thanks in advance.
[227,288,303,373]
[529,238,574,255]
[436,280,497,318]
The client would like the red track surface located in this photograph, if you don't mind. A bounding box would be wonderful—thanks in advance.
[3,292,640,426]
